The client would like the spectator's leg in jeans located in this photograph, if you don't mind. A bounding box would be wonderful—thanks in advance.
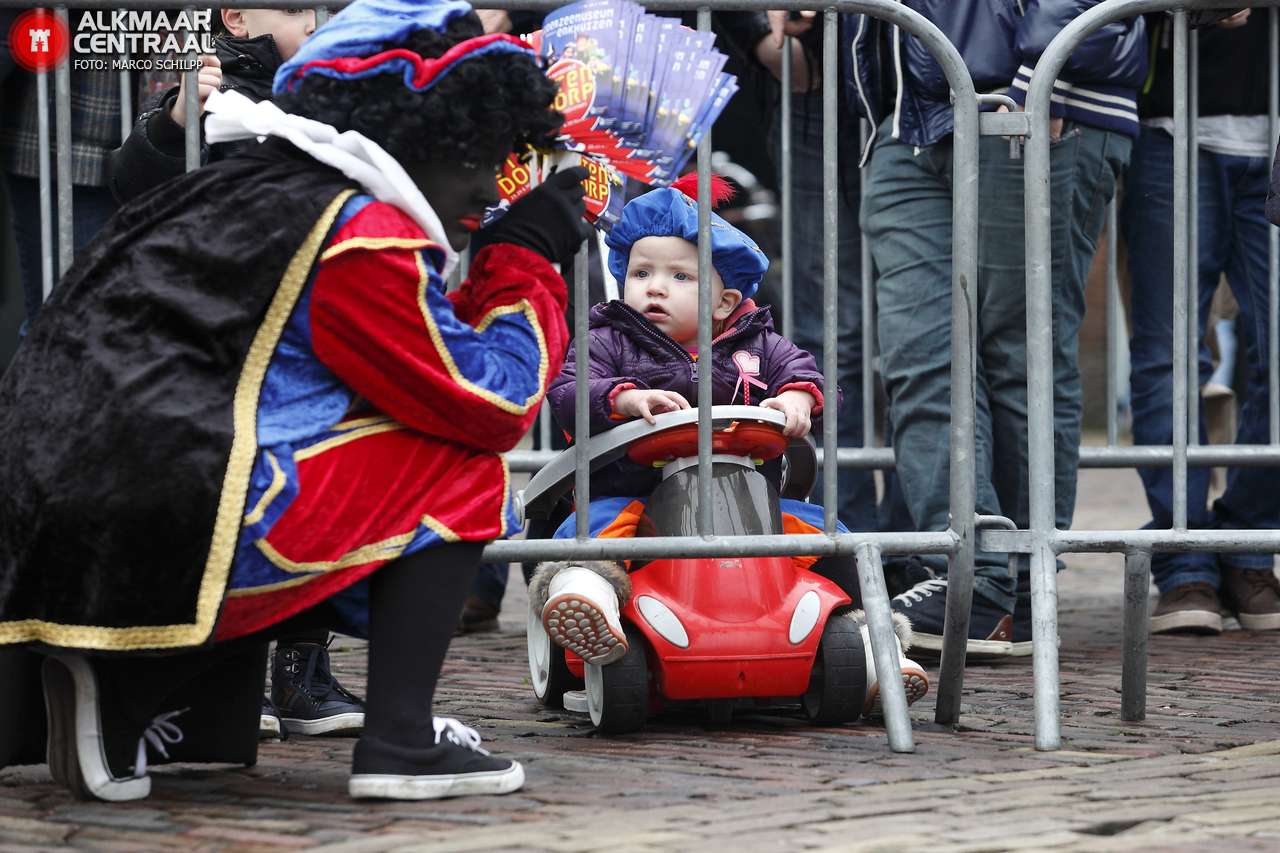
[769,92,876,531]
[6,175,117,324]
[978,126,1129,650]
[1122,129,1223,630]
[862,121,1011,652]
[1212,152,1280,629]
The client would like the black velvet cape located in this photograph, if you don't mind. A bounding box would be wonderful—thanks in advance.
[0,140,358,652]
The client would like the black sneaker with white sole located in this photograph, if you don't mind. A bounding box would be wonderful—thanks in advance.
[272,641,365,736]
[42,655,183,802]
[260,696,285,739]
[349,717,524,800]
[891,578,1014,659]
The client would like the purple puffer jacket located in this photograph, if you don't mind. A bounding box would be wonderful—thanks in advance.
[547,299,833,498]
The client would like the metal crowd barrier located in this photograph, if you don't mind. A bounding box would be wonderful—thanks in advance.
[6,0,1278,755]
[1008,0,1280,751]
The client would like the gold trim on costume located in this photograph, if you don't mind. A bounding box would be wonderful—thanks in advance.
[332,414,394,432]
[320,236,436,262]
[254,510,463,577]
[293,421,405,460]
[243,451,285,526]
[415,252,550,416]
[0,190,357,650]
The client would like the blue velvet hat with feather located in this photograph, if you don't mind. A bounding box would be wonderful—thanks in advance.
[605,174,769,299]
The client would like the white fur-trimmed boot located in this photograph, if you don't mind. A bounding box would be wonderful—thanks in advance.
[850,611,929,716]
[529,561,631,666]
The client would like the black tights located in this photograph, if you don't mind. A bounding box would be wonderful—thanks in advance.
[363,542,483,750]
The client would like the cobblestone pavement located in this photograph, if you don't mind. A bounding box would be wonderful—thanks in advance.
[3,471,1279,851]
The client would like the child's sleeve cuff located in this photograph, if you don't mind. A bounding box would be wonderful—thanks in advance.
[776,381,824,417]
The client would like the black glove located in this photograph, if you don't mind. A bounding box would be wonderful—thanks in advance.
[479,165,593,267]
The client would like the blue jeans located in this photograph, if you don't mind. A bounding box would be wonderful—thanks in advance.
[768,92,876,532]
[862,121,1129,612]
[5,174,117,325]
[1122,128,1279,592]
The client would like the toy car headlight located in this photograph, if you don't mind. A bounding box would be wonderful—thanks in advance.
[788,591,821,644]
[636,595,689,648]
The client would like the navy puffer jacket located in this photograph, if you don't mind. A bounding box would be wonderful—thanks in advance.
[548,299,831,498]
[843,0,1147,149]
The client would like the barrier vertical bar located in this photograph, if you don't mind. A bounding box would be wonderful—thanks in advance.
[822,8,838,532]
[119,68,132,144]
[54,5,73,277]
[1120,549,1152,722]
[855,543,914,752]
[1106,200,1119,446]
[1171,10,1189,531]
[780,36,794,340]
[1270,7,1279,445]
[933,31,981,728]
[184,6,200,173]
[315,6,329,26]
[861,118,875,450]
[36,69,54,300]
[696,6,713,537]
[574,242,591,539]
[1187,29,1199,446]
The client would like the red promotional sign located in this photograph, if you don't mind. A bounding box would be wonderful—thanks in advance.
[9,8,70,72]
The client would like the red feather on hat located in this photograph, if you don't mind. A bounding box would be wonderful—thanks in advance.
[671,173,737,209]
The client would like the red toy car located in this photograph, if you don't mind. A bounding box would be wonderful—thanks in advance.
[521,406,870,733]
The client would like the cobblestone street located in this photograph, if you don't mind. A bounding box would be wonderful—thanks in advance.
[3,470,1279,851]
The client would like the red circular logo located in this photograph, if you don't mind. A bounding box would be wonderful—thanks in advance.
[9,9,70,73]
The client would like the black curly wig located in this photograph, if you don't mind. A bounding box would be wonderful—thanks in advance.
[275,12,562,169]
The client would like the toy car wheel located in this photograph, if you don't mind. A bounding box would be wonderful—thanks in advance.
[527,606,582,708]
[584,639,649,734]
[802,611,868,724]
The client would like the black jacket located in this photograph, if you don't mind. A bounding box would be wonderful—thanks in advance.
[1139,10,1272,120]
[106,33,284,203]
[0,140,356,650]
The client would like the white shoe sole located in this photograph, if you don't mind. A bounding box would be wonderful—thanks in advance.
[1150,610,1222,635]
[42,656,150,802]
[910,633,1014,658]
[543,593,627,666]
[864,666,930,716]
[348,761,525,800]
[259,714,283,738]
[1236,611,1280,631]
[282,712,365,736]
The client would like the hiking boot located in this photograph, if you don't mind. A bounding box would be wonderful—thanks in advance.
[271,642,365,736]
[1149,583,1223,634]
[1220,567,1280,631]
[858,620,929,716]
[260,696,284,740]
[42,655,187,802]
[891,578,1013,658]
[455,595,500,636]
[541,566,628,666]
[349,717,524,800]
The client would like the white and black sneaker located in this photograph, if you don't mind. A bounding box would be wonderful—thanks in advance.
[348,717,525,801]
[891,578,1014,659]
[272,641,365,736]
[42,655,187,802]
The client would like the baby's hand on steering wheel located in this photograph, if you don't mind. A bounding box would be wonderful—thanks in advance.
[613,389,691,424]
[761,389,815,438]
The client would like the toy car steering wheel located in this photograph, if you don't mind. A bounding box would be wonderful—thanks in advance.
[626,419,789,467]
[520,406,818,521]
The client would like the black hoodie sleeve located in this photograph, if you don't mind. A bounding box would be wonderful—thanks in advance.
[106,86,209,204]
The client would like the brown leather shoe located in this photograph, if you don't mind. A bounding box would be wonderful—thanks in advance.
[454,596,500,635]
[1150,583,1223,635]
[1220,567,1280,631]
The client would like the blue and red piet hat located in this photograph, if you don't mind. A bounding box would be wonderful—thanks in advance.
[273,0,536,96]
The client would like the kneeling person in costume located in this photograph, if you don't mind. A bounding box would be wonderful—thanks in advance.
[0,0,589,802]
[532,178,928,714]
